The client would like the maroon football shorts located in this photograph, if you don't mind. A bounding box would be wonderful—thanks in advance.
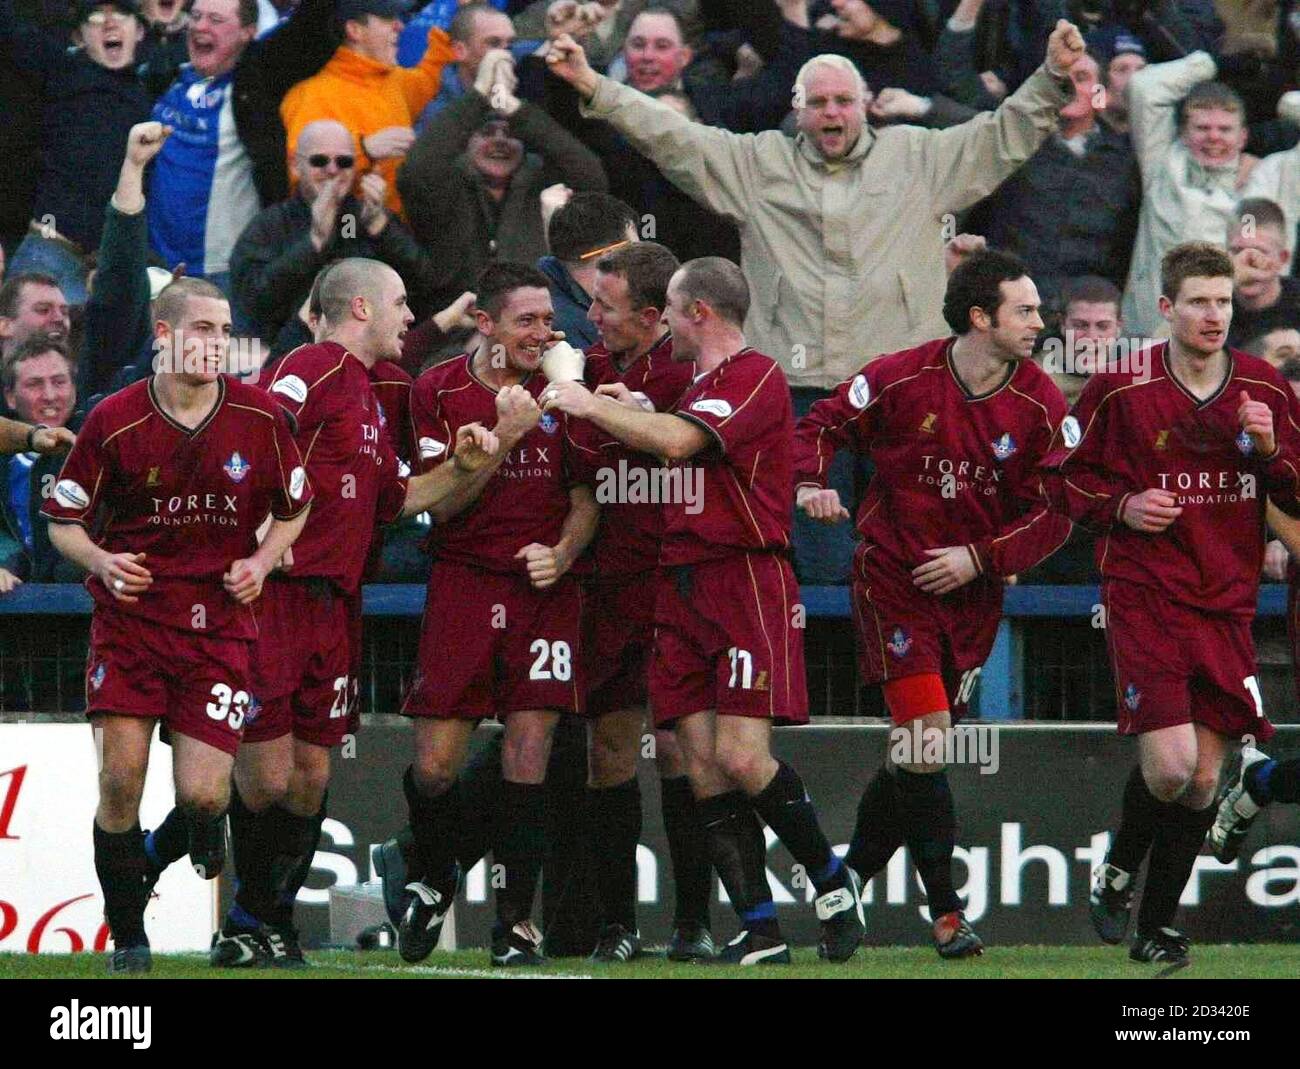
[583,573,658,718]
[1288,566,1300,706]
[649,553,808,728]
[85,609,252,756]
[402,560,584,720]
[245,578,353,747]
[1104,581,1275,743]
[852,549,1001,722]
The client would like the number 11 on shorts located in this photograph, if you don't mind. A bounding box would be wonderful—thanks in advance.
[727,647,753,689]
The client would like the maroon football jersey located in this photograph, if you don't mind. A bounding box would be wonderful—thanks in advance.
[41,377,312,638]
[1045,343,1300,616]
[371,359,414,466]
[794,338,1071,578]
[409,353,594,574]
[266,342,408,595]
[663,348,794,566]
[581,334,695,576]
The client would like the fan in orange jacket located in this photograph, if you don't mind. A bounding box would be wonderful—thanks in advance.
[280,0,455,218]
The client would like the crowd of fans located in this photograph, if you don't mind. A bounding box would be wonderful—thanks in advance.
[4,0,1300,590]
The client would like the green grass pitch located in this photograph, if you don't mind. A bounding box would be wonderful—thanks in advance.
[3,945,1298,979]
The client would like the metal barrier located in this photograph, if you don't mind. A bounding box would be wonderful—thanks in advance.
[1,584,1294,721]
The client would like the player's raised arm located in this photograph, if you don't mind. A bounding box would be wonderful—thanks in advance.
[415,385,540,524]
[401,422,502,518]
[542,379,709,460]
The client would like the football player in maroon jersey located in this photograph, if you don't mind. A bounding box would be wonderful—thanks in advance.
[43,277,314,973]
[544,258,865,965]
[1047,243,1300,964]
[210,259,499,968]
[794,250,1071,958]
[395,263,600,967]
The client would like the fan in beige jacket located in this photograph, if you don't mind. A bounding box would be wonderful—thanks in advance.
[543,21,1086,390]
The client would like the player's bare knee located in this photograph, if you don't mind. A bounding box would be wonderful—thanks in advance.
[1147,769,1192,803]
[98,762,145,816]
[176,786,228,823]
[655,731,686,779]
[714,742,771,794]
[1185,770,1220,810]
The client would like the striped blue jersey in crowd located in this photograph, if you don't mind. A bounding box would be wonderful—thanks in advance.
[147,65,261,278]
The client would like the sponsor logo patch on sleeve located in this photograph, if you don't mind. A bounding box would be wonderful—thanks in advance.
[289,466,307,501]
[271,374,309,405]
[848,373,870,410]
[690,398,733,419]
[1061,415,1081,449]
[54,479,89,510]
[419,436,447,460]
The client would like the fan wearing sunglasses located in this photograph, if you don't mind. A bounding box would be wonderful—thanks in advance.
[230,119,444,356]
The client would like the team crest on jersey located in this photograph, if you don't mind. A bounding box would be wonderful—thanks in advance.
[886,627,912,658]
[991,433,1017,461]
[244,696,262,726]
[919,412,938,433]
[1154,430,1169,451]
[376,401,388,430]
[1236,429,1255,456]
[1123,683,1141,712]
[90,663,106,691]
[146,466,161,487]
[224,452,250,482]
[538,412,559,434]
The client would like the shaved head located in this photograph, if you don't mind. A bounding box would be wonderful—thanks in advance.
[318,258,399,326]
[297,119,354,156]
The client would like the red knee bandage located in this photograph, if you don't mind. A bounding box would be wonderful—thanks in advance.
[883,673,950,726]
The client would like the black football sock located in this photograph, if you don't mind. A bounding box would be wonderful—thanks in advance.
[1248,757,1300,805]
[749,760,844,895]
[493,780,547,931]
[587,778,641,932]
[93,821,150,947]
[264,804,318,932]
[182,807,227,880]
[659,775,712,929]
[697,790,778,938]
[405,765,461,885]
[1109,765,1161,875]
[143,807,189,871]
[1136,801,1215,938]
[269,792,327,929]
[452,740,503,871]
[228,785,275,928]
[895,767,961,919]
[844,765,906,880]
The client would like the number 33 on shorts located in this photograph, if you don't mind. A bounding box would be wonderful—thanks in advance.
[206,683,250,730]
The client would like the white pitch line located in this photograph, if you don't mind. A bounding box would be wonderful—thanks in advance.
[325,961,593,980]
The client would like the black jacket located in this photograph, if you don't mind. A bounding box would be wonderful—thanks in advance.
[967,122,1140,306]
[399,90,607,309]
[231,192,444,352]
[0,0,153,252]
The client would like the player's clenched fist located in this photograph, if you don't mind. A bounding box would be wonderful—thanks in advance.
[452,422,499,473]
[494,384,541,441]
[515,542,568,589]
[97,551,152,603]
[796,485,849,524]
[30,425,75,455]
[224,556,270,605]
[1121,488,1183,533]
[1238,390,1276,457]
[1045,19,1085,77]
